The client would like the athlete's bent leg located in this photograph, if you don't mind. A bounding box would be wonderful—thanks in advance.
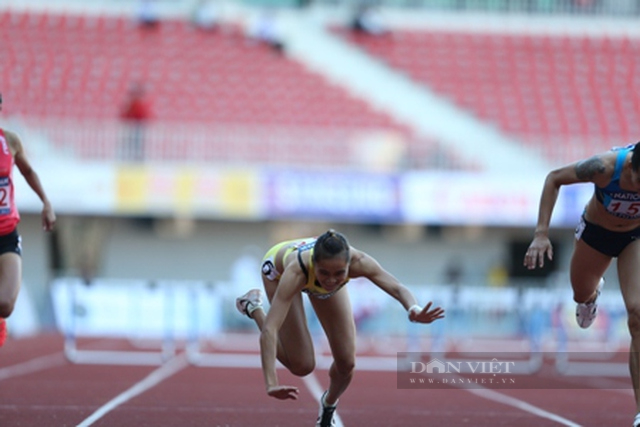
[569,239,611,304]
[617,241,640,415]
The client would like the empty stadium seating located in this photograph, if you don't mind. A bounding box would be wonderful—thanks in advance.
[336,28,640,164]
[0,10,467,169]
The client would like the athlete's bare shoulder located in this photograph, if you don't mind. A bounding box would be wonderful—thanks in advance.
[346,247,376,277]
[574,152,616,186]
[1,129,23,155]
[1,128,17,143]
[281,249,299,269]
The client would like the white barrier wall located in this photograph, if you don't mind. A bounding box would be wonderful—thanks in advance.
[51,277,223,339]
[50,276,629,345]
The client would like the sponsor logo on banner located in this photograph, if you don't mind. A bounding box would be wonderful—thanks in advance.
[266,170,400,222]
[399,171,589,227]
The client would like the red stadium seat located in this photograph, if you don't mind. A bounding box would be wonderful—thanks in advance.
[0,11,468,168]
[334,27,640,164]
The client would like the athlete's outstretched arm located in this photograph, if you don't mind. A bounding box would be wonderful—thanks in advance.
[351,250,444,324]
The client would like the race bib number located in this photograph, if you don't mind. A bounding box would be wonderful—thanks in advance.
[261,260,278,281]
[607,200,640,219]
[0,177,11,215]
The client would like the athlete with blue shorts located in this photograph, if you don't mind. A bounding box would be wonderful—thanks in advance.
[236,229,444,427]
[524,142,640,427]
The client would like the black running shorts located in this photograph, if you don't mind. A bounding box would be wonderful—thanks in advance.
[575,215,640,257]
[0,228,22,256]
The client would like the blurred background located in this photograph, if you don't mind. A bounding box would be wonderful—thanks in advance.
[1,0,638,353]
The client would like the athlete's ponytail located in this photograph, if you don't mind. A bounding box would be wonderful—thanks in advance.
[314,229,350,262]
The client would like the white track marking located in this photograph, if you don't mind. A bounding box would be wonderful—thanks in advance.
[76,354,189,427]
[190,351,622,426]
[465,387,582,427]
[302,372,345,427]
[0,352,66,381]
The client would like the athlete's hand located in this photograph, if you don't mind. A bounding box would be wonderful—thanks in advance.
[524,235,553,269]
[267,385,299,400]
[409,302,445,324]
[42,203,56,232]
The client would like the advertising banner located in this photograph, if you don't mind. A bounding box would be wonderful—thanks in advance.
[115,165,263,219]
[16,163,594,227]
[400,171,592,227]
[265,169,401,222]
[15,161,115,215]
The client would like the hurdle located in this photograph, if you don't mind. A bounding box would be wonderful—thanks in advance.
[185,282,228,366]
[554,339,630,377]
[54,278,183,365]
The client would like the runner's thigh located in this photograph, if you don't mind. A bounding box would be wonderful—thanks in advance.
[310,289,356,364]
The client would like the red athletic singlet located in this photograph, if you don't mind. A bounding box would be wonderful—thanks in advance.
[0,129,20,235]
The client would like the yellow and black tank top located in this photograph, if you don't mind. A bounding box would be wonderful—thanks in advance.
[260,237,348,299]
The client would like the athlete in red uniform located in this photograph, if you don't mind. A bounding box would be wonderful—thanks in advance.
[0,93,56,347]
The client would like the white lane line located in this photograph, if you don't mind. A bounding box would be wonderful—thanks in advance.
[76,354,189,427]
[0,352,67,381]
[194,351,586,426]
[302,372,345,427]
[465,387,582,427]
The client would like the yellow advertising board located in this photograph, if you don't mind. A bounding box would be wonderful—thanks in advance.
[115,165,261,219]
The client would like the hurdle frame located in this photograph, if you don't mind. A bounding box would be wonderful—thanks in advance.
[61,278,179,366]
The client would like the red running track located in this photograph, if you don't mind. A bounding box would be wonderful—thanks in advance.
[0,333,635,427]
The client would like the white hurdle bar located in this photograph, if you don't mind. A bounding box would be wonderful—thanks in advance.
[554,342,630,377]
[186,283,239,366]
[62,279,179,365]
[186,283,212,365]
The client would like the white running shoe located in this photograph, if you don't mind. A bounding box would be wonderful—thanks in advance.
[575,278,604,329]
[235,289,263,319]
[633,413,640,427]
[316,391,337,427]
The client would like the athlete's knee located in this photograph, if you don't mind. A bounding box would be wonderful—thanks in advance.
[288,358,315,377]
[570,277,600,303]
[0,298,15,318]
[333,356,356,376]
[627,305,640,336]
